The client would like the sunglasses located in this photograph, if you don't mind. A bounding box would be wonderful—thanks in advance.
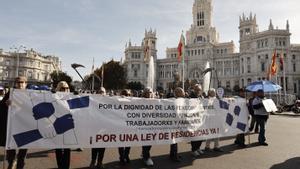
[16,81,26,84]
[61,87,69,90]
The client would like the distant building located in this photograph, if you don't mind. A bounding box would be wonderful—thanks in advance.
[0,48,61,86]
[124,0,300,97]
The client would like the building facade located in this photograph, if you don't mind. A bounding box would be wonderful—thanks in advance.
[0,48,61,86]
[124,0,300,97]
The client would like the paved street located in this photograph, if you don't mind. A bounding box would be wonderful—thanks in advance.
[1,114,300,169]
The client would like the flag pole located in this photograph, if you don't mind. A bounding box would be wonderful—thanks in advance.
[92,57,95,91]
[101,62,104,88]
[182,53,185,90]
[283,48,287,96]
[182,31,185,90]
[278,49,282,104]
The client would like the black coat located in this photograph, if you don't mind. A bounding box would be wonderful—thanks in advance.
[0,92,9,147]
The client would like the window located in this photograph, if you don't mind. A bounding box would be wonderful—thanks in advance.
[261,63,265,72]
[28,71,33,79]
[197,36,202,42]
[247,65,251,73]
[152,41,155,46]
[18,70,23,76]
[293,63,296,72]
[292,55,296,60]
[247,78,252,84]
[226,81,230,88]
[5,60,10,66]
[134,70,137,77]
[294,83,297,94]
[265,40,268,47]
[265,54,269,60]
[197,12,205,26]
[247,57,251,64]
[245,28,251,35]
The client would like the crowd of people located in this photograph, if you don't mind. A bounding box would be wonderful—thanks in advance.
[0,76,270,169]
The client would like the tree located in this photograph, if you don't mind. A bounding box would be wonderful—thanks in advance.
[94,60,127,90]
[127,81,144,91]
[82,74,102,91]
[50,71,74,91]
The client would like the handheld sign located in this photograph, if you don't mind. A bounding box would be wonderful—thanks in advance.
[262,99,278,112]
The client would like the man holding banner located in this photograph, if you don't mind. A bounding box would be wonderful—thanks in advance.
[1,76,28,169]
[190,84,205,157]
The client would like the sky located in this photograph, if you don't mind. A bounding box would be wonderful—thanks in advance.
[0,0,300,81]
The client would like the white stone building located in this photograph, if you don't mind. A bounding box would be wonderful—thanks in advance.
[124,0,300,97]
[0,48,61,86]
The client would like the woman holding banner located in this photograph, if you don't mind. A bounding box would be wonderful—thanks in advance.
[55,81,72,169]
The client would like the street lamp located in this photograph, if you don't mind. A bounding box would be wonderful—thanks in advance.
[10,45,26,78]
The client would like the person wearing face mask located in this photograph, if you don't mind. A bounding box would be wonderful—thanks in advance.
[0,76,29,169]
[89,87,106,169]
[252,89,269,146]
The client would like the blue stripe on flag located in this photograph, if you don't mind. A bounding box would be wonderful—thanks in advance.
[67,96,89,109]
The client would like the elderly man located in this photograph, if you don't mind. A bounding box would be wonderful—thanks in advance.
[0,76,28,169]
[190,84,205,157]
[252,89,269,146]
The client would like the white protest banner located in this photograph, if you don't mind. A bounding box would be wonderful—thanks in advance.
[6,89,249,149]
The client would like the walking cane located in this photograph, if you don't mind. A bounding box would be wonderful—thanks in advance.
[245,91,251,145]
[248,133,251,145]
[2,148,6,169]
